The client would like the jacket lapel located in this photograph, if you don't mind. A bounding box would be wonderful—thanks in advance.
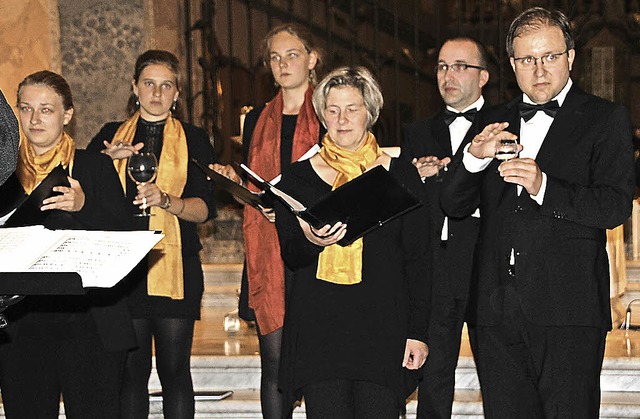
[534,85,588,170]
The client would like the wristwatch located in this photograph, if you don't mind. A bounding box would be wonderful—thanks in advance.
[160,192,172,210]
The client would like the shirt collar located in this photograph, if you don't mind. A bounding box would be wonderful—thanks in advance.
[446,95,485,114]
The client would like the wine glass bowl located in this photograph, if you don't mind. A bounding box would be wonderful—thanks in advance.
[495,139,519,161]
[127,152,158,217]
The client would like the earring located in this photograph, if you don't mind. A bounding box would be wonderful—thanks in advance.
[135,96,140,107]
[171,100,177,112]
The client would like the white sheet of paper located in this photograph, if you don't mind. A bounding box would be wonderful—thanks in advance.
[0,226,163,288]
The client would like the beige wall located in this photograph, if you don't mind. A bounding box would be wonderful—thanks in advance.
[0,0,60,111]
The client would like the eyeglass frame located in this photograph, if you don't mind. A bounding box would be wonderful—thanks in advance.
[434,62,486,74]
[512,50,569,67]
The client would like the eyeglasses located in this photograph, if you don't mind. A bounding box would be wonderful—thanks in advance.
[434,63,486,74]
[512,50,568,68]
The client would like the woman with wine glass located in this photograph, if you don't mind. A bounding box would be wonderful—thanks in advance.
[0,70,136,418]
[211,23,324,418]
[87,50,215,419]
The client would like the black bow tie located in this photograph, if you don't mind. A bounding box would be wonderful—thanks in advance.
[518,100,560,122]
[443,108,478,126]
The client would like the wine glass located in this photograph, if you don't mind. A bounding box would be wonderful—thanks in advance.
[127,152,158,217]
[495,139,519,161]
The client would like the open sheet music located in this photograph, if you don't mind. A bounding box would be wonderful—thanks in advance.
[240,163,422,246]
[0,225,163,288]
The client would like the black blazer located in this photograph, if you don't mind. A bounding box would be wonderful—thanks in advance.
[6,150,137,352]
[441,85,635,329]
[401,108,485,300]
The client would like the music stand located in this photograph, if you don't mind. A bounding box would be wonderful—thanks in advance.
[0,272,85,327]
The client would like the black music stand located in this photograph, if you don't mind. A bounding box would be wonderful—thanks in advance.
[0,272,85,327]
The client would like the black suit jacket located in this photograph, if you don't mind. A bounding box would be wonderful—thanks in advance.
[401,108,484,301]
[441,85,635,329]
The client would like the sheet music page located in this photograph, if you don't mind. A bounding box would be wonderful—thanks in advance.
[28,230,163,288]
[0,227,163,288]
[0,225,67,271]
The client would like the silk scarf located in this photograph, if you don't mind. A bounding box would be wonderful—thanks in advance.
[244,86,320,335]
[112,112,188,299]
[316,131,382,285]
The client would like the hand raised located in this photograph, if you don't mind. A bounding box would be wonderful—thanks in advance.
[469,122,518,159]
[411,156,452,178]
[101,140,144,160]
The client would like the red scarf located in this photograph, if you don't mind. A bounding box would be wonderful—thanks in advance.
[243,86,320,335]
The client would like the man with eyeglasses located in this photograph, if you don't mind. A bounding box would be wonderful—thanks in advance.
[441,7,634,418]
[401,37,488,419]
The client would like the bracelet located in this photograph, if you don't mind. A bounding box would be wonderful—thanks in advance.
[177,198,186,215]
[159,192,172,210]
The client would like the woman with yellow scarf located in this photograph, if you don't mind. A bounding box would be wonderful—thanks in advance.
[274,67,431,418]
[2,70,136,418]
[87,50,215,419]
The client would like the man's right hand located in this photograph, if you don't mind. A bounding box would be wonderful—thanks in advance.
[468,122,519,159]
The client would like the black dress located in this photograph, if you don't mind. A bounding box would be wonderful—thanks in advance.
[274,157,431,411]
[238,106,325,323]
[88,119,216,319]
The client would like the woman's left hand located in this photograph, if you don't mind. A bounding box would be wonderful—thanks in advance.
[134,182,162,210]
[297,218,347,246]
[41,176,86,212]
[402,338,428,370]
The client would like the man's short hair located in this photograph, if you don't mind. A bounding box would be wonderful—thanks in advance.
[505,7,574,57]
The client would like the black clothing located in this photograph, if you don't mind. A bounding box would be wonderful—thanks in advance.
[274,157,430,414]
[88,120,216,320]
[441,85,635,417]
[402,107,484,418]
[1,150,136,418]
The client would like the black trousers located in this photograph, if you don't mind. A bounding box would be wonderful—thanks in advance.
[472,290,606,419]
[417,295,469,419]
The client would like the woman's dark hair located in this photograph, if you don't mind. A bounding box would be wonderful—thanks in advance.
[127,49,181,116]
[17,70,73,111]
[261,23,324,86]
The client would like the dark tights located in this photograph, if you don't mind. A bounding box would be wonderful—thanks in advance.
[121,318,195,419]
[257,326,286,419]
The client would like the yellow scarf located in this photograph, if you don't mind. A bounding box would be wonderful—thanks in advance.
[316,132,382,285]
[112,112,188,299]
[16,132,75,194]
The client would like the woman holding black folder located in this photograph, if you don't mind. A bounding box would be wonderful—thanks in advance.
[0,70,136,418]
[274,67,431,418]
[87,50,215,419]
[211,23,324,419]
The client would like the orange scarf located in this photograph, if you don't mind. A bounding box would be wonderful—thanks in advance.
[112,112,188,299]
[316,132,382,285]
[244,86,320,335]
[16,132,75,194]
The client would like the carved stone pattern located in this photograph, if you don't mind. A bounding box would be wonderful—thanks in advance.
[59,2,144,147]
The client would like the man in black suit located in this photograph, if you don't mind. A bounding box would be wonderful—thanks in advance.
[402,37,488,418]
[441,7,635,418]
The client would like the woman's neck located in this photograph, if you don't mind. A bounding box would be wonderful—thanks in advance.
[281,83,309,115]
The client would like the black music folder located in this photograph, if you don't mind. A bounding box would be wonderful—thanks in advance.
[191,158,272,209]
[240,163,422,246]
[2,164,70,228]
